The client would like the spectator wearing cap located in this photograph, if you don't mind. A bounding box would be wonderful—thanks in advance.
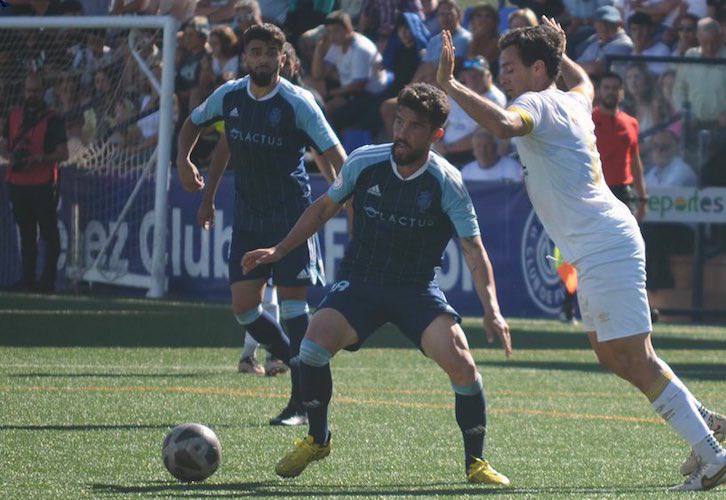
[413,0,470,84]
[577,6,633,78]
[629,12,671,74]
[461,128,522,182]
[312,10,390,133]
[434,56,505,166]
[467,3,500,71]
[176,16,213,119]
[672,13,700,56]
[674,17,726,125]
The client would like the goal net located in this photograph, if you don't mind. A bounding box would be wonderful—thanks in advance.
[0,16,177,297]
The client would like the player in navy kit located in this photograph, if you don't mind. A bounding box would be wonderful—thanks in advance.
[243,83,512,485]
[176,23,347,426]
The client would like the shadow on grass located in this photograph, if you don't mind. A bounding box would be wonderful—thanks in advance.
[476,359,726,382]
[0,423,259,432]
[90,480,670,497]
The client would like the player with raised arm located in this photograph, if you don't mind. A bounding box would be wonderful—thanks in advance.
[437,19,726,491]
[177,23,347,427]
[244,82,512,486]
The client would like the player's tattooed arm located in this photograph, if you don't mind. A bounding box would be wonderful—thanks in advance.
[242,194,341,274]
[460,235,512,357]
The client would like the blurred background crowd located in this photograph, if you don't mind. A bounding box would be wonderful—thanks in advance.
[0,0,725,299]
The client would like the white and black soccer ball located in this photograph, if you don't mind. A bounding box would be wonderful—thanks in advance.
[162,423,221,482]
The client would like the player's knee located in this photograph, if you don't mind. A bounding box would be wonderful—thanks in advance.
[299,338,332,367]
[451,371,483,396]
[233,305,263,325]
[446,359,479,388]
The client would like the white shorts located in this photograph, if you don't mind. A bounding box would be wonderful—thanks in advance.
[576,248,652,342]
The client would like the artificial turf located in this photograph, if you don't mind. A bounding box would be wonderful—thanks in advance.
[1,292,724,498]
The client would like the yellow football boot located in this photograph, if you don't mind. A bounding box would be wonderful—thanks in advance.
[467,458,511,486]
[275,435,331,478]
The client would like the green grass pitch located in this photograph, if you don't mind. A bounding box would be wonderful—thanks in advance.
[1,292,724,498]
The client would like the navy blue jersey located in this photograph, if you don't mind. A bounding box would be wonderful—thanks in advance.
[191,77,339,232]
[327,144,480,286]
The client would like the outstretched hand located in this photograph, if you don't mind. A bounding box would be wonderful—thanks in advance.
[541,16,567,53]
[483,311,512,358]
[436,30,456,90]
[242,247,284,275]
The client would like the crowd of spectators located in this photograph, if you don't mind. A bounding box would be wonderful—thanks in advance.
[1,0,725,293]
[1,0,724,178]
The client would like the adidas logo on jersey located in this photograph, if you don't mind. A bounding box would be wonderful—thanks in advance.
[296,269,310,279]
[229,107,239,117]
[367,185,382,197]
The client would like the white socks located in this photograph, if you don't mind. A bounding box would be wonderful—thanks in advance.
[649,371,724,463]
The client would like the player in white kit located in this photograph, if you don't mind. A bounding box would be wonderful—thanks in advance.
[437,18,725,491]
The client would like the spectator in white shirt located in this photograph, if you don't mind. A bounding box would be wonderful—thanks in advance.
[434,56,505,166]
[628,12,671,75]
[461,128,522,182]
[209,25,240,85]
[644,129,697,186]
[641,128,697,290]
[312,10,390,133]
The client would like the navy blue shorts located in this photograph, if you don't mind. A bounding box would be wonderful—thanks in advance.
[317,279,461,351]
[229,229,325,287]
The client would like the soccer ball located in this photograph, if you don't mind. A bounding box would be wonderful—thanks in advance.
[162,423,221,482]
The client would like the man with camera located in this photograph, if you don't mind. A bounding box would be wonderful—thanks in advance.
[2,72,68,292]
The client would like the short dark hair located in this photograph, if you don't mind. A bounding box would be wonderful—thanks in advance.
[324,10,354,31]
[628,12,654,27]
[437,0,461,16]
[499,25,563,80]
[599,71,623,87]
[397,83,450,130]
[471,3,498,22]
[211,26,239,58]
[242,23,286,51]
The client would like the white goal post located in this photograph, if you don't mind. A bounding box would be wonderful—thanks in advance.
[0,16,177,298]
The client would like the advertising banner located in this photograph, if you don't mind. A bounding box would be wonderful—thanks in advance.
[1,169,569,318]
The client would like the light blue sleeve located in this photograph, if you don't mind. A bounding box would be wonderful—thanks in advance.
[326,145,377,203]
[292,89,340,153]
[440,169,480,238]
[190,80,236,126]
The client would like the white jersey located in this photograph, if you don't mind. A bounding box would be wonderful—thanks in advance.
[509,87,641,266]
